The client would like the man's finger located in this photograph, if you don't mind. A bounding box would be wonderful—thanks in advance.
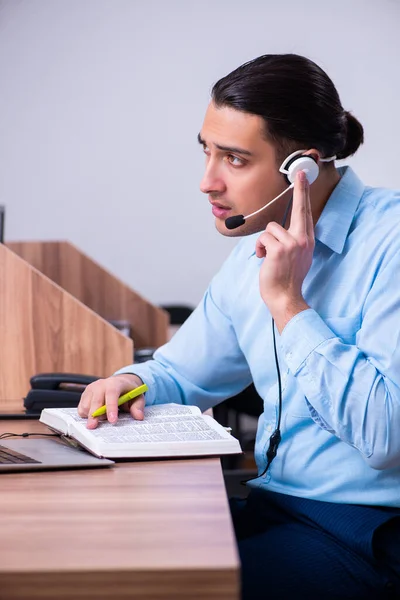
[85,383,109,429]
[255,232,268,258]
[305,177,314,239]
[104,384,121,424]
[256,223,296,258]
[129,396,145,421]
[288,170,308,237]
[77,386,93,418]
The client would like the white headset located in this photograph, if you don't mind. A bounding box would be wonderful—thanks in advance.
[279,149,336,186]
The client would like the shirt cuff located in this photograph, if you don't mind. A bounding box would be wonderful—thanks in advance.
[113,363,158,406]
[280,309,336,374]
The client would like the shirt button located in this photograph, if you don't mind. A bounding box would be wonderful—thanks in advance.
[266,424,273,432]
[286,352,292,360]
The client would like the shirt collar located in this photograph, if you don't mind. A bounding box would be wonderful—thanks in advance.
[314,166,365,254]
[247,166,365,259]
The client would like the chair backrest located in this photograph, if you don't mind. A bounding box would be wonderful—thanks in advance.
[134,304,194,363]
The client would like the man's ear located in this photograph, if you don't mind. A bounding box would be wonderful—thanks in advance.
[303,149,321,164]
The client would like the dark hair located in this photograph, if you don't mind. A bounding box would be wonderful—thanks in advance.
[211,54,364,162]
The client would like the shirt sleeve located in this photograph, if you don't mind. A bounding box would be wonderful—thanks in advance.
[115,243,253,412]
[280,252,400,470]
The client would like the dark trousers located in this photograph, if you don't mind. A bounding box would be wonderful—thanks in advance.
[230,489,400,600]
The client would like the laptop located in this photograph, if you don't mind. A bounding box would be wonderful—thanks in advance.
[0,437,114,472]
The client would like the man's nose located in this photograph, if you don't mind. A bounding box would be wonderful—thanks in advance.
[200,161,226,194]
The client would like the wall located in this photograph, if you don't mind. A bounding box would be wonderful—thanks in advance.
[0,0,399,307]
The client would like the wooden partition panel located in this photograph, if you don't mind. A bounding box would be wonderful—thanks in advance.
[7,241,169,348]
[0,244,133,401]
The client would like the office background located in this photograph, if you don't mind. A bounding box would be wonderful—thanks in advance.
[0,0,399,308]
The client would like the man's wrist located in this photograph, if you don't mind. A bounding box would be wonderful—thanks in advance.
[113,373,144,388]
[265,296,310,333]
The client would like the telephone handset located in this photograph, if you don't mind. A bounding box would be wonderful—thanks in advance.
[24,373,100,415]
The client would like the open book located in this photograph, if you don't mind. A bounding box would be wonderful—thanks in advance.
[39,403,242,459]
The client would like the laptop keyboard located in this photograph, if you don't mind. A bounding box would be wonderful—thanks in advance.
[0,444,41,464]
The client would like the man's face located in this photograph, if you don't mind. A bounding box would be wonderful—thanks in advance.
[199,102,290,236]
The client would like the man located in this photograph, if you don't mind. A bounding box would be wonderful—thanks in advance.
[78,54,400,599]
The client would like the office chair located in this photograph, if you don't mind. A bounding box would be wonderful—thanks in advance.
[133,304,193,363]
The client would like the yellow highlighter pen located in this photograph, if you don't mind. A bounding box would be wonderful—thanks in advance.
[90,384,149,418]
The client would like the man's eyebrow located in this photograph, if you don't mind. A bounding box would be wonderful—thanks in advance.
[197,133,253,157]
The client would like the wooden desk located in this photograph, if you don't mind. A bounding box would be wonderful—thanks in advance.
[0,420,240,600]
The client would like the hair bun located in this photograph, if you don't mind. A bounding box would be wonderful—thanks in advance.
[336,111,364,160]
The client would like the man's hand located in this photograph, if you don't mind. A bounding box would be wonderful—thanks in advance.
[77,373,145,429]
[255,170,314,332]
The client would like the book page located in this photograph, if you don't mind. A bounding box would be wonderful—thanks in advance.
[87,413,228,445]
[57,408,91,423]
[143,404,200,419]
[56,403,200,425]
[39,407,79,435]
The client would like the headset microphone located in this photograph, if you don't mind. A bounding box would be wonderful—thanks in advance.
[225,184,294,230]
[225,215,246,229]
[224,150,336,230]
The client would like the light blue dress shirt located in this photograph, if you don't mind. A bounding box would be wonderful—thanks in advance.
[116,167,400,507]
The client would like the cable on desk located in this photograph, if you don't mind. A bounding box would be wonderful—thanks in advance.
[0,432,60,440]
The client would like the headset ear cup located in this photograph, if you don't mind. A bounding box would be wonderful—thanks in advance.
[285,155,319,185]
[282,171,291,185]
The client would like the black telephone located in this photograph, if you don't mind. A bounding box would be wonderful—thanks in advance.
[24,373,100,416]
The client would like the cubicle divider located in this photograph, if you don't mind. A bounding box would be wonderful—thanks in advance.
[0,243,135,403]
[7,240,169,349]
[1,241,169,404]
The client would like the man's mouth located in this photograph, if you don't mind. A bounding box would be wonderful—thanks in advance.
[209,200,232,219]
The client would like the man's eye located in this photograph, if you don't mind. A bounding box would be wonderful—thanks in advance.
[227,155,244,167]
[202,145,210,155]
